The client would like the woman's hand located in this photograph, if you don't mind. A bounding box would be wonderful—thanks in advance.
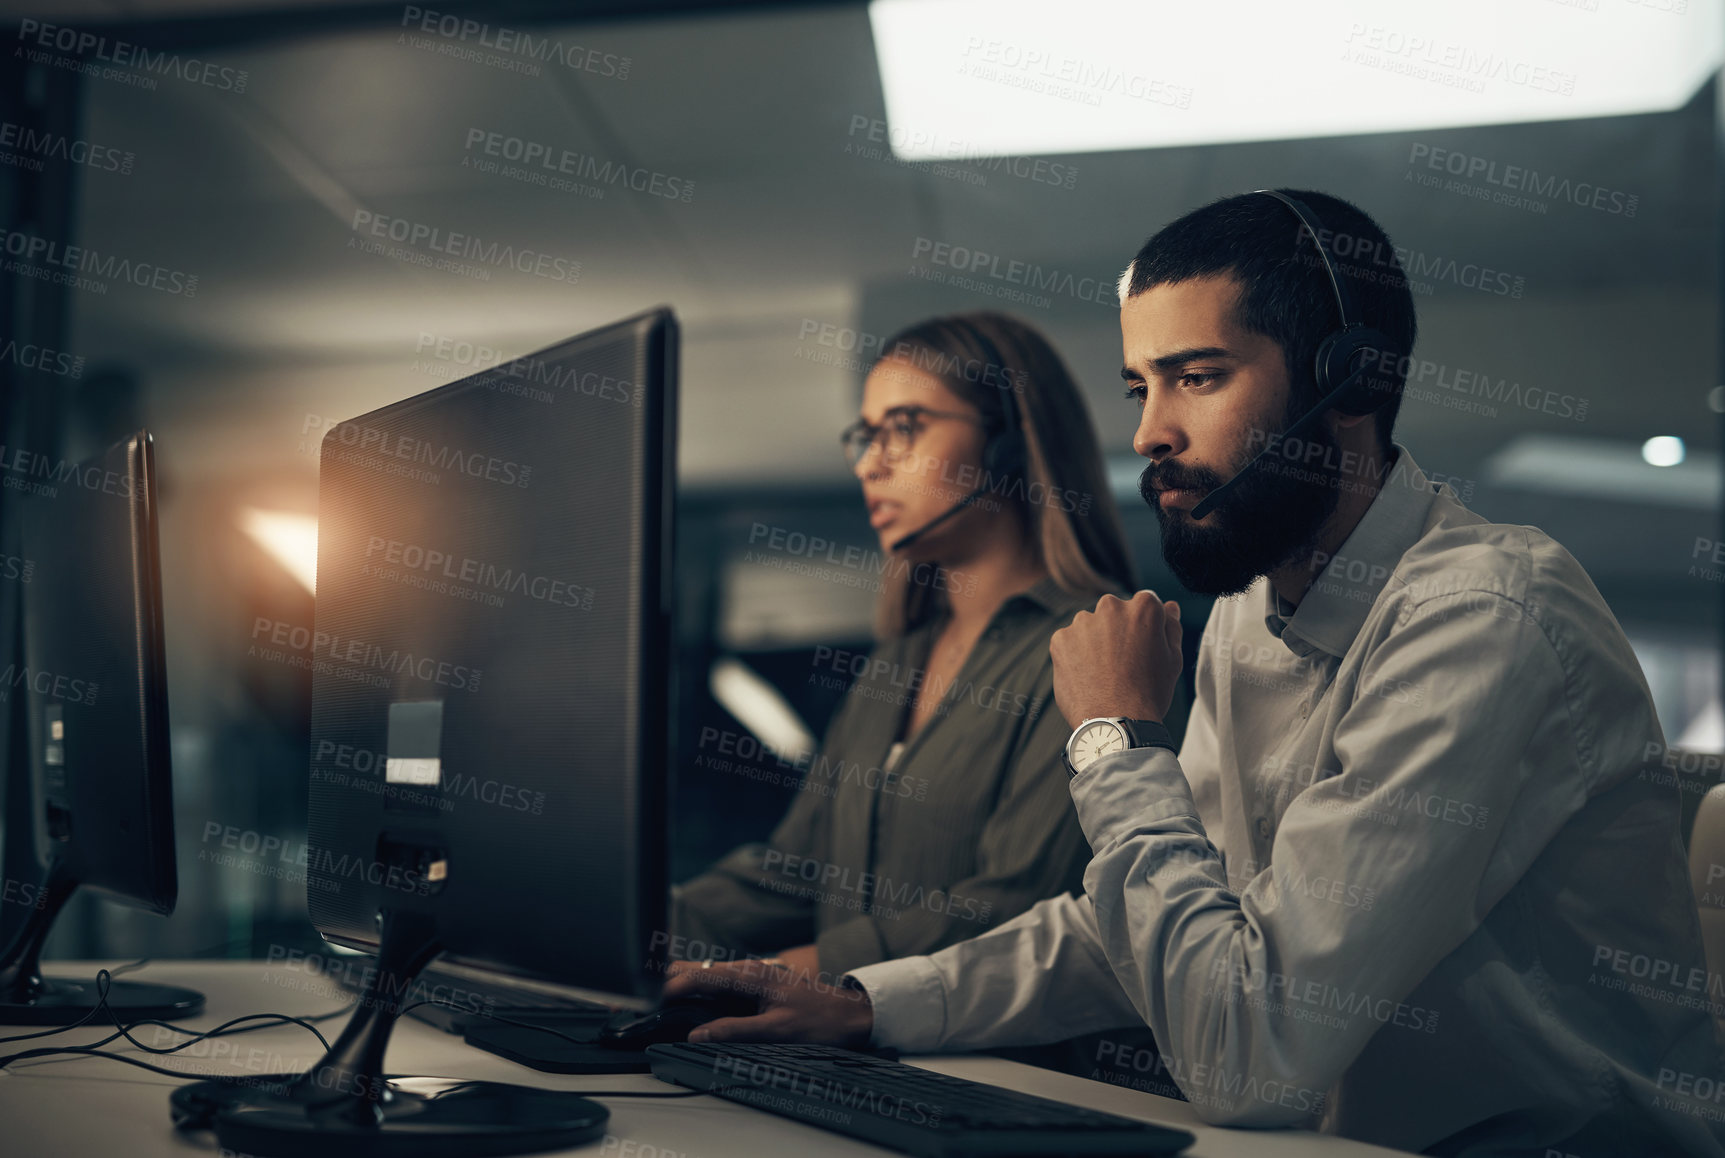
[662,958,874,1046]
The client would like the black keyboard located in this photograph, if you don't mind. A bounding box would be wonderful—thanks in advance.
[333,961,611,1033]
[647,1043,1195,1156]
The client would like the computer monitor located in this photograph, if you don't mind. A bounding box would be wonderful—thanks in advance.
[0,431,203,1023]
[171,308,678,1156]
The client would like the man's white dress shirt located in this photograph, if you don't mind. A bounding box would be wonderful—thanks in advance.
[850,447,1724,1156]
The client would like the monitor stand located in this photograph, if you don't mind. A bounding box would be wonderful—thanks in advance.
[169,908,610,1158]
[0,860,204,1024]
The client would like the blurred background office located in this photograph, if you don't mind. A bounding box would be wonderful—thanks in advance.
[0,0,1719,962]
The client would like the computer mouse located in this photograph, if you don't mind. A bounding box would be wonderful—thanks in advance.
[597,992,759,1050]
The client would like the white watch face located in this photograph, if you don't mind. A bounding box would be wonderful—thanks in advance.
[1070,720,1128,773]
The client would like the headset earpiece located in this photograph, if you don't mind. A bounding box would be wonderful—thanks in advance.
[982,402,1028,480]
[889,340,1028,552]
[1187,191,1407,521]
[1258,188,1403,417]
[1315,323,1400,416]
[973,333,1029,483]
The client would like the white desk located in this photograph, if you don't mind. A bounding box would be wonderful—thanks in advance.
[0,961,1414,1157]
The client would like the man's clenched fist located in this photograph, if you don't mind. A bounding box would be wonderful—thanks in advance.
[1050,591,1183,728]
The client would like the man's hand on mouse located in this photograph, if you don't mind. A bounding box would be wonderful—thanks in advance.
[763,943,820,978]
[1051,590,1183,728]
[662,957,874,1046]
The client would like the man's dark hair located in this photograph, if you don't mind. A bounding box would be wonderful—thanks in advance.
[1119,190,1418,450]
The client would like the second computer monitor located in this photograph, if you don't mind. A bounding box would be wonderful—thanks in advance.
[0,431,201,1022]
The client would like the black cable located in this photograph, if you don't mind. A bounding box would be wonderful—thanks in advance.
[0,1042,715,1098]
[98,965,352,1055]
[0,1044,286,1084]
[84,1007,346,1056]
[0,1005,344,1051]
[3,982,716,1100]
[0,965,340,1076]
[0,969,353,1059]
[0,993,110,1047]
[126,1000,355,1045]
[0,956,158,1046]
[0,938,321,1048]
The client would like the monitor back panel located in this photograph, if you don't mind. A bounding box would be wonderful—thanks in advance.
[19,432,176,914]
[307,309,675,1001]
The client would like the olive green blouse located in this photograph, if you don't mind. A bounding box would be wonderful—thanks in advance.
[673,576,1191,976]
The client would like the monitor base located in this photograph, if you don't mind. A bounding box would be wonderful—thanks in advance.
[170,1073,608,1158]
[0,976,205,1024]
[171,907,606,1158]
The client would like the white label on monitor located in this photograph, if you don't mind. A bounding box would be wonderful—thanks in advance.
[385,757,441,786]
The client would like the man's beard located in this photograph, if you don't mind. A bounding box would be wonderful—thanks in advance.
[1140,403,1342,597]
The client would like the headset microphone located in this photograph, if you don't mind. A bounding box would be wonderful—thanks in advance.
[890,486,990,553]
[1188,359,1369,521]
[1187,190,1401,523]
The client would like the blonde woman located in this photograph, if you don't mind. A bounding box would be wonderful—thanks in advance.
[674,312,1184,983]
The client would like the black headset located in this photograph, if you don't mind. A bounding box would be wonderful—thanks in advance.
[1187,190,1403,520]
[978,331,1029,480]
[890,331,1028,553]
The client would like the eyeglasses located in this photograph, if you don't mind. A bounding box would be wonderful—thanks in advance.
[840,405,986,467]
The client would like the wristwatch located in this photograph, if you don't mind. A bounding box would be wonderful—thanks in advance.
[1063,717,1175,778]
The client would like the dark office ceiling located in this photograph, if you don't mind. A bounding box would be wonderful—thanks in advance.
[1,0,851,42]
[12,1,1720,601]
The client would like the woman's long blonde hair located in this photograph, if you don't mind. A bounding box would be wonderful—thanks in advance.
[871,312,1136,638]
